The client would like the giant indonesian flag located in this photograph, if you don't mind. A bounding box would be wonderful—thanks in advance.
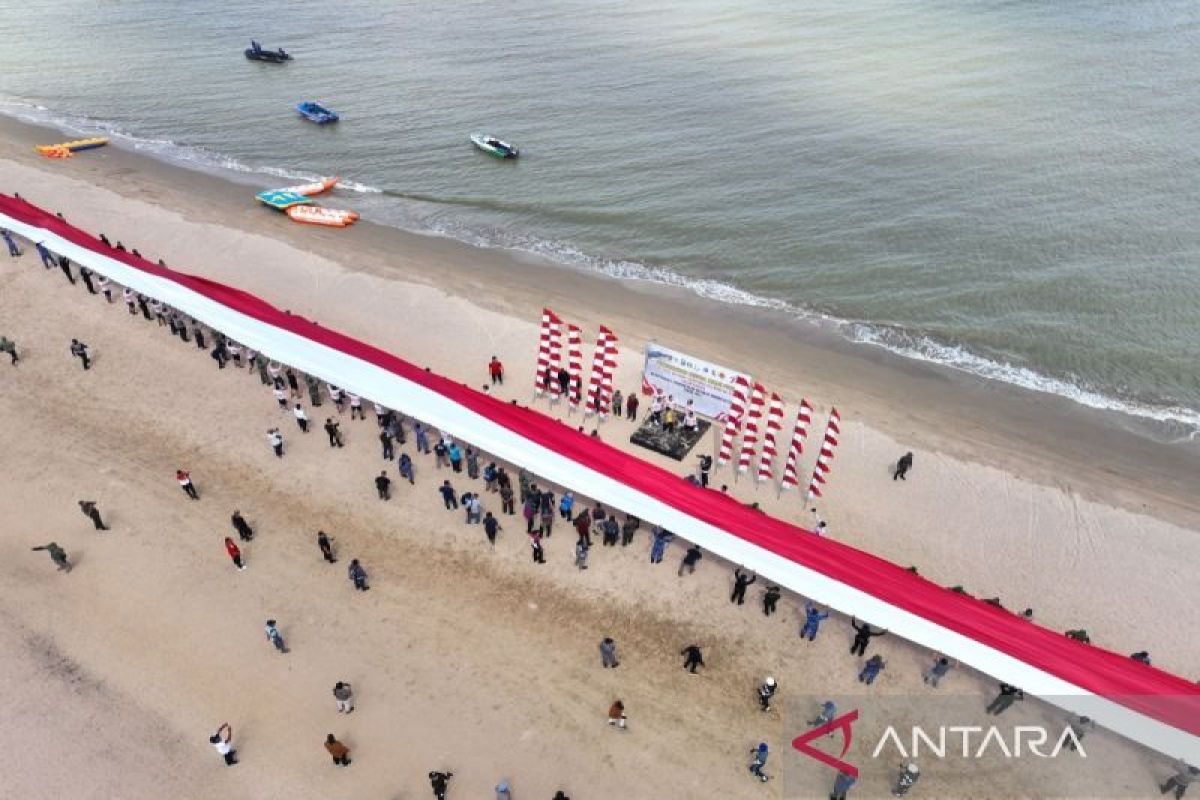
[1,193,1196,764]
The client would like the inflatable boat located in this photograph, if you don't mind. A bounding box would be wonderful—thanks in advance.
[297,102,339,124]
[245,41,291,62]
[286,206,359,227]
[278,176,339,197]
[35,137,109,158]
[471,133,519,159]
[256,190,313,210]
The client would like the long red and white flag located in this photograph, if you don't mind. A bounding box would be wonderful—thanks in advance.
[546,314,564,399]
[567,324,583,410]
[756,392,784,482]
[806,407,841,498]
[716,375,750,467]
[585,327,611,416]
[779,398,814,491]
[534,308,562,395]
[737,383,767,474]
[597,326,618,417]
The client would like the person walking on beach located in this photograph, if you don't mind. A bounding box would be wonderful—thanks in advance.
[758,676,778,712]
[265,619,288,653]
[209,723,237,766]
[574,538,590,570]
[2,229,19,257]
[176,469,198,500]
[621,514,640,546]
[317,531,337,563]
[892,763,920,797]
[483,511,501,546]
[858,654,886,685]
[398,452,415,485]
[625,392,639,420]
[850,618,886,656]
[379,429,394,460]
[272,385,288,410]
[650,527,673,563]
[801,602,830,641]
[293,404,310,433]
[286,368,300,398]
[529,530,545,563]
[305,374,322,407]
[678,544,702,576]
[600,637,620,668]
[439,480,458,510]
[267,428,284,458]
[324,734,351,766]
[35,241,54,269]
[499,479,515,515]
[556,367,570,396]
[748,743,770,783]
[224,537,246,570]
[608,699,627,730]
[430,770,454,799]
[697,454,713,487]
[333,681,354,713]
[69,338,91,370]
[923,655,954,688]
[231,510,254,542]
[1160,764,1199,798]
[375,471,392,500]
[324,418,344,448]
[611,389,623,418]
[985,683,1023,715]
[57,255,75,285]
[0,335,17,366]
[893,452,914,481]
[31,542,71,572]
[830,770,857,800]
[681,644,705,673]
[414,422,431,454]
[762,585,781,616]
[433,438,449,470]
[489,356,504,385]
[349,393,364,420]
[348,558,369,591]
[731,568,757,605]
[97,275,113,302]
[77,500,109,531]
[448,442,463,473]
[80,266,96,293]
[466,493,483,524]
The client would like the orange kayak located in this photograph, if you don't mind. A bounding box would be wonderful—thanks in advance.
[279,176,339,196]
[286,206,359,227]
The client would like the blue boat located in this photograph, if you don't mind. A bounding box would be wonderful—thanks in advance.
[296,102,339,124]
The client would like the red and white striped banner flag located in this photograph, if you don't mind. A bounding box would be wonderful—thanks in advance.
[756,392,784,482]
[597,326,618,417]
[567,324,583,409]
[585,327,611,415]
[546,314,564,398]
[806,407,842,498]
[779,398,814,491]
[534,308,562,395]
[737,383,767,473]
[716,375,750,467]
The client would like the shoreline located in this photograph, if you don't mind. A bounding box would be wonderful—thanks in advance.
[1,113,1196,529]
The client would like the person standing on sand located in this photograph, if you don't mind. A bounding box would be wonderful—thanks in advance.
[923,655,954,688]
[224,537,246,570]
[333,681,354,713]
[324,418,344,448]
[621,514,640,547]
[626,392,639,420]
[231,510,254,542]
[439,480,458,510]
[0,335,18,365]
[31,542,71,572]
[678,544,702,576]
[380,429,394,460]
[429,770,454,800]
[273,386,288,409]
[267,428,284,458]
[762,585,781,616]
[483,511,502,546]
[985,683,1023,715]
[730,568,757,605]
[265,619,288,653]
[574,539,590,570]
[305,374,322,407]
[681,644,705,673]
[758,676,777,712]
[600,637,620,668]
[831,769,857,800]
[556,367,570,396]
[294,404,310,433]
[611,389,623,418]
[209,723,237,766]
[892,763,920,797]
[348,559,369,591]
[499,479,515,515]
[375,471,392,500]
[176,469,198,500]
[858,654,885,685]
[2,229,20,257]
[553,792,571,800]
[77,500,109,531]
[489,356,504,385]
[608,699,627,730]
[800,602,830,641]
[414,422,431,454]
[317,531,337,563]
[748,743,770,782]
[349,393,364,420]
[398,452,415,485]
[467,493,483,524]
[286,368,300,398]
[324,733,351,766]
[69,338,91,370]
[97,275,113,302]
[466,447,480,480]
[893,452,914,481]
[650,527,673,563]
[35,241,54,269]
[850,618,886,656]
[79,266,96,293]
[1160,764,1199,798]
[529,530,545,563]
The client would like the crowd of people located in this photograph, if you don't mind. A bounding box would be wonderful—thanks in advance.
[5,220,1195,799]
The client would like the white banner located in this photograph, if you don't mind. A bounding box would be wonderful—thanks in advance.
[641,343,750,420]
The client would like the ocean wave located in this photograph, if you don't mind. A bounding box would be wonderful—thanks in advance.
[2,98,1196,438]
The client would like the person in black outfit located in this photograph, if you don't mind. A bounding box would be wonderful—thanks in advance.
[429,771,453,800]
[698,454,713,487]
[730,568,757,605]
[681,644,705,673]
[893,452,914,480]
[762,585,781,616]
[230,510,254,542]
[556,367,570,396]
[317,531,336,563]
[324,419,344,448]
[678,545,702,576]
[80,266,97,293]
[483,512,501,545]
[985,683,1024,715]
[58,255,75,284]
[375,471,392,500]
[77,500,109,531]
[380,430,394,460]
[69,339,90,370]
[850,618,887,656]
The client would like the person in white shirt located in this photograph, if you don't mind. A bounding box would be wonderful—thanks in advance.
[123,287,137,315]
[267,428,284,458]
[227,343,242,367]
[273,387,288,411]
[209,723,237,766]
[293,404,309,432]
[97,275,113,303]
[267,361,282,383]
[328,384,344,411]
[348,393,364,420]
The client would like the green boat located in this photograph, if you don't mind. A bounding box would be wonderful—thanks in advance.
[471,133,519,159]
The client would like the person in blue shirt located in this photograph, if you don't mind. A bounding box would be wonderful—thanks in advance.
[831,770,857,799]
[650,527,673,563]
[748,743,769,782]
[801,601,830,641]
[559,491,575,520]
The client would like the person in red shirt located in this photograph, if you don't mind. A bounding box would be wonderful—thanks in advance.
[177,469,198,500]
[488,356,504,385]
[224,537,246,570]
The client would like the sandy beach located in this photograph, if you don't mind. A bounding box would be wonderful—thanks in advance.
[1,116,1197,798]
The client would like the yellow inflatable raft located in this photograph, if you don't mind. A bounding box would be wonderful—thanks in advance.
[36,137,109,158]
[286,206,359,227]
